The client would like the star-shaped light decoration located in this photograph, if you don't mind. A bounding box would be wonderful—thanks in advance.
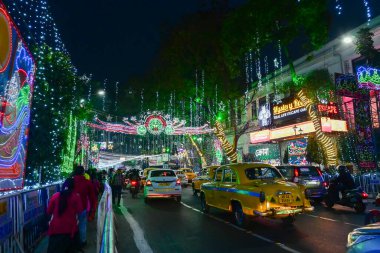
[106,114,113,122]
[164,114,171,120]
[218,101,226,112]
[130,116,137,121]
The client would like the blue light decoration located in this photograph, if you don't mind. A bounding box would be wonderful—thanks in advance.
[0,4,35,191]
[357,66,380,90]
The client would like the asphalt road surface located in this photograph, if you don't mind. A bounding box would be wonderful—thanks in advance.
[113,187,374,253]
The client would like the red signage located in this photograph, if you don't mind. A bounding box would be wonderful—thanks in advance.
[318,102,338,115]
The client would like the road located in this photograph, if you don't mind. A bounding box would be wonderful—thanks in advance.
[113,187,373,253]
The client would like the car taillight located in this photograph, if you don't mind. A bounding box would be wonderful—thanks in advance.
[176,179,181,186]
[146,180,152,186]
[322,181,328,188]
[131,181,137,186]
[293,169,299,183]
[317,168,322,177]
[361,192,369,199]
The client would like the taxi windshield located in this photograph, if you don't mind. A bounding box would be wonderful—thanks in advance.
[245,167,282,180]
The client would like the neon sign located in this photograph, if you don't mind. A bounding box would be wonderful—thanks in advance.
[0,6,35,191]
[357,66,380,90]
[318,102,338,115]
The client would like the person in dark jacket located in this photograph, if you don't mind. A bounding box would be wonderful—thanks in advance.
[111,169,124,206]
[47,178,82,253]
[73,166,96,247]
[336,165,355,199]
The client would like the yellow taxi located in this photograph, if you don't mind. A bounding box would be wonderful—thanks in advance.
[178,168,197,183]
[141,168,157,186]
[192,166,219,195]
[200,163,314,226]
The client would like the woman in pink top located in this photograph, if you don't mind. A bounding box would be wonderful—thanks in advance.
[47,178,83,253]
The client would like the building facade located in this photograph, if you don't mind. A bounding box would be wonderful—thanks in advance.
[233,16,380,171]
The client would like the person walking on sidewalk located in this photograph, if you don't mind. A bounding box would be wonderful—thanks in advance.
[73,166,96,247]
[111,169,124,206]
[47,178,83,253]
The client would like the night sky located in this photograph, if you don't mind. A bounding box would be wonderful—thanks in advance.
[50,1,380,86]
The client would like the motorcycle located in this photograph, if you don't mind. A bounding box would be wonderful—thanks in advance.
[129,180,140,198]
[324,178,368,213]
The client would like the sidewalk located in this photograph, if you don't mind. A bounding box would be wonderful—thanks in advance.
[33,219,97,253]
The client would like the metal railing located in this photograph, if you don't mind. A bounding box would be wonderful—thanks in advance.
[97,182,115,253]
[355,173,380,197]
[0,183,61,253]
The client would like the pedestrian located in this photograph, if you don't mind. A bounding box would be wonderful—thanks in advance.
[111,169,124,206]
[88,171,101,221]
[73,165,96,247]
[47,178,82,253]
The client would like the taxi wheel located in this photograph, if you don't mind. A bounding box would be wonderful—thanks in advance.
[233,203,246,227]
[144,197,149,204]
[200,193,209,213]
[176,196,182,202]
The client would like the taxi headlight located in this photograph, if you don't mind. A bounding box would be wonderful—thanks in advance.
[347,232,376,247]
[259,191,266,203]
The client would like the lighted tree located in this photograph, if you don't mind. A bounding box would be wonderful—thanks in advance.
[26,45,90,184]
[355,28,380,66]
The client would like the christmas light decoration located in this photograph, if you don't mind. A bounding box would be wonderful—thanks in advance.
[187,135,207,167]
[87,112,214,136]
[61,112,77,175]
[357,66,380,90]
[214,121,237,163]
[297,90,338,166]
[0,4,35,191]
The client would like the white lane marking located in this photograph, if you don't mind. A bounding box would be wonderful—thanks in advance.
[120,199,154,253]
[305,214,360,227]
[180,202,301,253]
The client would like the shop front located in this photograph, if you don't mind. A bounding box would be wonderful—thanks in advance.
[248,95,348,164]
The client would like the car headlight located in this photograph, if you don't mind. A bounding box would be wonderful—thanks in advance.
[347,232,376,247]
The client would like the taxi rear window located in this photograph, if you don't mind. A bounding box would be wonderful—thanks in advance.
[245,167,282,180]
[150,170,175,177]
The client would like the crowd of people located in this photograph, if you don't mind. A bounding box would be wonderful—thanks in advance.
[46,166,107,253]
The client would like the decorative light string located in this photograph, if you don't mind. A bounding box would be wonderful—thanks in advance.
[363,0,372,25]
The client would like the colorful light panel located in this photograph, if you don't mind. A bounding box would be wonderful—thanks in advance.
[0,5,35,191]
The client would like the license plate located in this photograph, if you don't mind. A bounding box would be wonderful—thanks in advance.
[279,194,292,203]
[158,183,170,186]
[154,188,174,192]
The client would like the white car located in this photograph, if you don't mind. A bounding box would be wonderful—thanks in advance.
[144,169,182,203]
[174,170,189,187]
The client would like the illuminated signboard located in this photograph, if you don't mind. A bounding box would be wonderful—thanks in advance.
[272,97,307,123]
[249,144,280,165]
[250,119,348,144]
[258,103,271,127]
[288,139,308,165]
[318,102,338,115]
[0,5,35,191]
[357,66,380,90]
[250,130,270,144]
[321,117,348,132]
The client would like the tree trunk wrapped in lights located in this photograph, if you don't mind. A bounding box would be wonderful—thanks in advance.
[297,89,337,167]
[214,121,237,163]
[187,135,207,168]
